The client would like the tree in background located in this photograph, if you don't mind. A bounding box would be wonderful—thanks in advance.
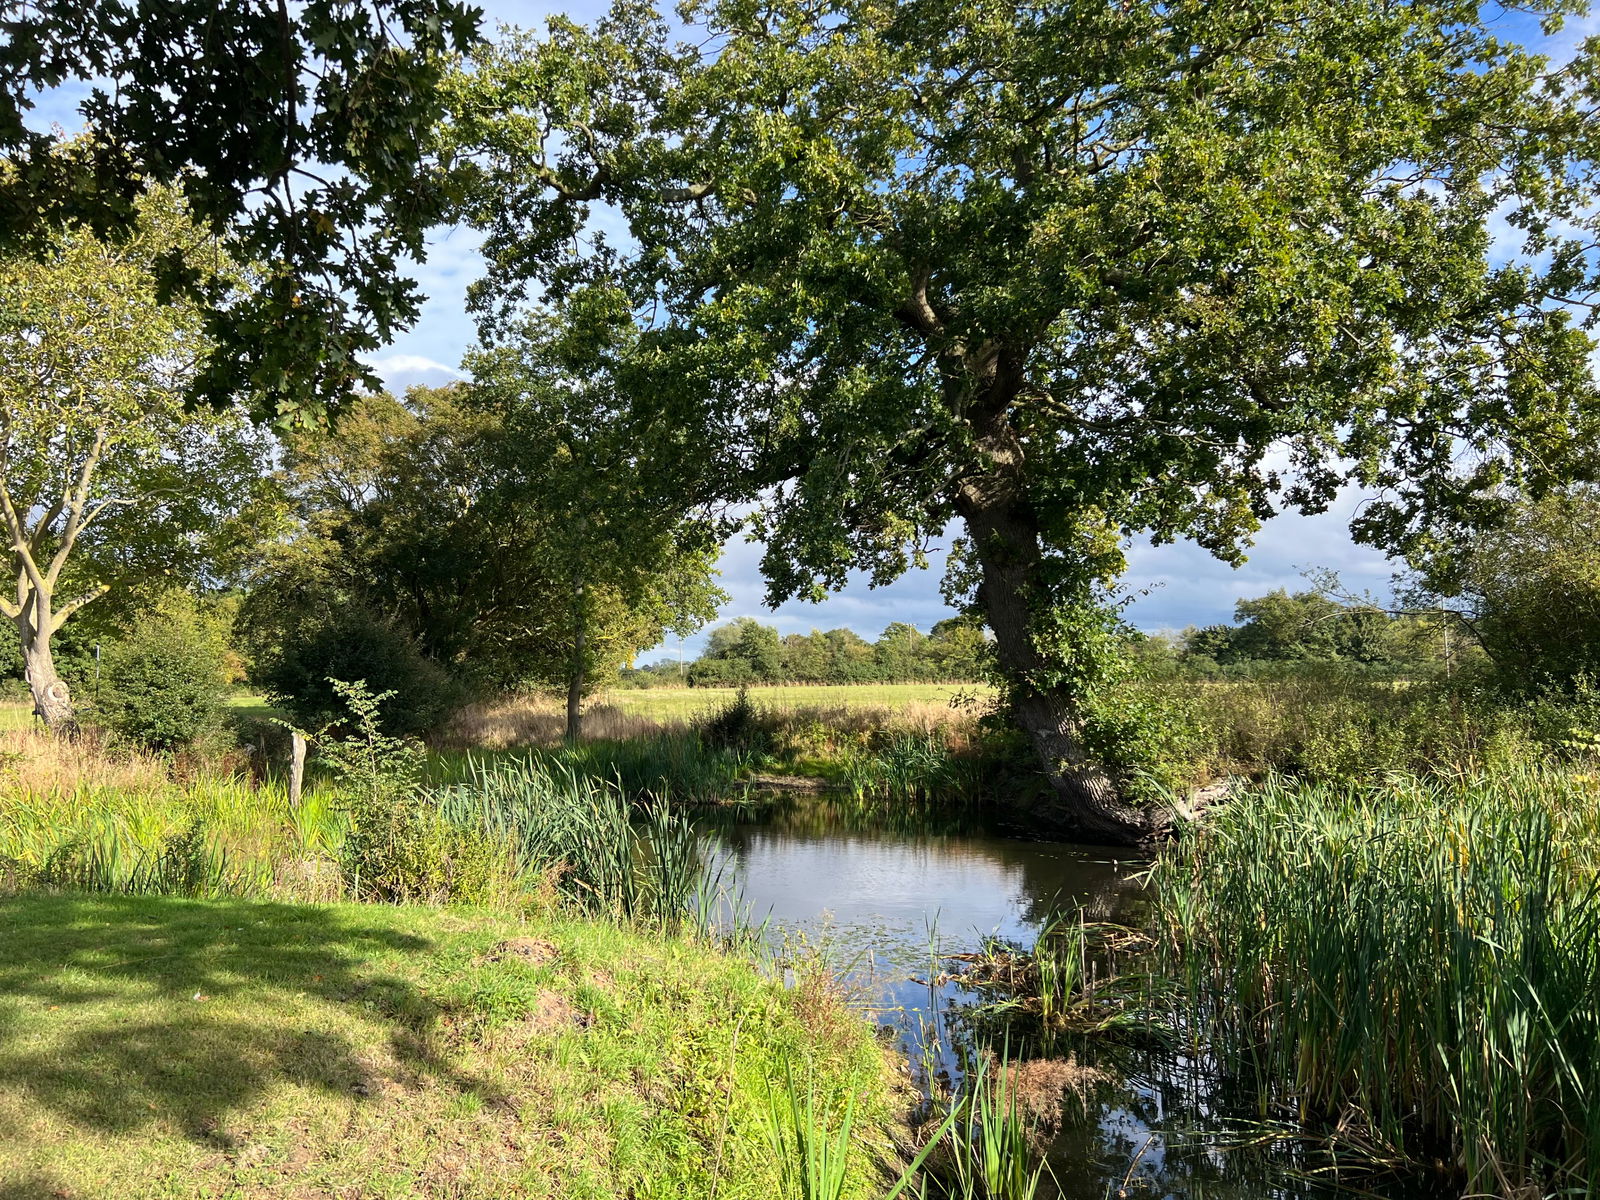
[662,616,990,685]
[248,387,543,686]
[0,186,275,730]
[255,606,460,738]
[2,4,481,422]
[700,617,785,683]
[1178,587,1452,676]
[1411,487,1600,693]
[469,326,726,739]
[448,0,1600,840]
[248,379,723,737]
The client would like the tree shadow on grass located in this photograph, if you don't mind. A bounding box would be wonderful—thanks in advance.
[0,892,483,1143]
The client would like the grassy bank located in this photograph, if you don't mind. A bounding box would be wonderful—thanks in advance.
[0,892,898,1199]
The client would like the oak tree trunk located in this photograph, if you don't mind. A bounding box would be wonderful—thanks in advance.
[22,630,75,733]
[955,433,1165,845]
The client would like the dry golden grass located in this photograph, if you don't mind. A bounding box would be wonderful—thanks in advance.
[0,727,174,797]
[440,694,673,750]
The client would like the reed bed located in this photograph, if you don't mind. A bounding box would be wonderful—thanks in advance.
[1149,768,1600,1196]
[429,756,726,928]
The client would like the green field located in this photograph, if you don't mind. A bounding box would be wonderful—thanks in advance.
[598,681,992,721]
[0,683,990,740]
[0,690,277,733]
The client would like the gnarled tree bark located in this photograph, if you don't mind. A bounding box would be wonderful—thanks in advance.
[954,391,1166,845]
[22,631,75,733]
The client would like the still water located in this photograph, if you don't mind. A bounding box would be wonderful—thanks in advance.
[699,798,1409,1200]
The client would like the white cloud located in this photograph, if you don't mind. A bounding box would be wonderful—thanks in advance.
[364,353,465,393]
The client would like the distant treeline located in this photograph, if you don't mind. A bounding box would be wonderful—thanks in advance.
[1139,588,1461,678]
[623,616,990,687]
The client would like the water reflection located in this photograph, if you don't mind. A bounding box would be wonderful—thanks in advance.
[693,797,1421,1200]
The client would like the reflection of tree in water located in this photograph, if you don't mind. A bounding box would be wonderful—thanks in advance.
[1006,844,1147,926]
[697,794,1150,927]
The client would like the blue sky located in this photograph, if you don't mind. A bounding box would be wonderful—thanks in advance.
[27,1,1591,655]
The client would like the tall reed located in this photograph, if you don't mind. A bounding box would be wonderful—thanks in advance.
[430,756,727,929]
[1149,768,1600,1195]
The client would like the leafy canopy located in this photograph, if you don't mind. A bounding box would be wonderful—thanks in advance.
[1,1,483,422]
[449,0,1600,598]
[0,184,277,637]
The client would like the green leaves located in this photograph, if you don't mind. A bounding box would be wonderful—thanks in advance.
[445,0,1600,819]
[1,1,485,422]
[451,0,1600,590]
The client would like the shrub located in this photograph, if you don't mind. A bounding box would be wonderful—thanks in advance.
[697,685,771,753]
[256,607,460,736]
[314,681,510,905]
[96,604,230,751]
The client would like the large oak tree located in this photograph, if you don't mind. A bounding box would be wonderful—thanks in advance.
[449,0,1600,840]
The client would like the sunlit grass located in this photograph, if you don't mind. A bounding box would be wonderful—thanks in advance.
[0,893,898,1199]
[600,683,994,722]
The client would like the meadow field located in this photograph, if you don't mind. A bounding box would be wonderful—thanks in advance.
[600,682,994,722]
[0,684,992,739]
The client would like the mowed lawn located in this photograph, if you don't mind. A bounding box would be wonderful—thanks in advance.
[597,682,992,722]
[0,893,894,1199]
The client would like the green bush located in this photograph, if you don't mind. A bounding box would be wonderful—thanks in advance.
[314,682,509,905]
[257,607,460,736]
[696,685,770,753]
[95,605,230,750]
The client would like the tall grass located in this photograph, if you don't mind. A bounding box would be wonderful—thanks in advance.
[0,745,322,898]
[1149,769,1600,1195]
[430,756,728,929]
[1,731,730,927]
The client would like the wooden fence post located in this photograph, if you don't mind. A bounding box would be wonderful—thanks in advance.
[289,731,307,808]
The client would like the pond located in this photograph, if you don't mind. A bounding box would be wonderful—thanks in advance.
[698,796,1433,1200]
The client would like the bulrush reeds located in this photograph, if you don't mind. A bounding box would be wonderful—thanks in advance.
[1150,768,1600,1196]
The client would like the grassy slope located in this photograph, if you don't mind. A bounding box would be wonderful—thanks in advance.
[599,683,991,721]
[0,894,899,1200]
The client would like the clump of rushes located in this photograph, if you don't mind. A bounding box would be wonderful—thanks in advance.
[943,913,1153,1053]
[839,731,985,807]
[431,755,727,929]
[898,1053,1053,1200]
[1150,768,1600,1195]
